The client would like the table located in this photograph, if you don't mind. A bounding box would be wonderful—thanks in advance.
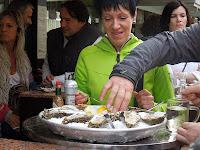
[0,138,67,150]
[20,91,55,98]
[18,91,54,128]
[22,116,180,150]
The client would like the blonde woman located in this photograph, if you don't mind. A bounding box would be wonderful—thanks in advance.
[0,10,31,137]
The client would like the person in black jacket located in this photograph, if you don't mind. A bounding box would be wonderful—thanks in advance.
[43,0,102,84]
[8,0,33,29]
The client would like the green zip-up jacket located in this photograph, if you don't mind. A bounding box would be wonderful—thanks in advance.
[75,34,174,110]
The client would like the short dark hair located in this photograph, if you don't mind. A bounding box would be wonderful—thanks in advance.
[7,0,33,13]
[94,0,136,18]
[60,0,89,22]
[160,0,191,31]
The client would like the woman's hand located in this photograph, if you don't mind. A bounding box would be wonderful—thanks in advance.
[75,91,88,105]
[133,89,154,110]
[5,112,20,129]
[176,122,200,145]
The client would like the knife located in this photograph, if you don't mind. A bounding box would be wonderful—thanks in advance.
[103,112,115,129]
[119,112,125,123]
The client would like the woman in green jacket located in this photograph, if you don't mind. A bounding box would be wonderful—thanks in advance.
[75,0,174,111]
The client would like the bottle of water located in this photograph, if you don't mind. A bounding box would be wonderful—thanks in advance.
[64,73,77,105]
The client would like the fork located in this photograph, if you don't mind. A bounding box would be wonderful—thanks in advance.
[148,101,164,111]
[129,101,164,113]
[119,112,125,123]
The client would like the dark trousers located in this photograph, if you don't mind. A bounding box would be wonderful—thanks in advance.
[1,122,28,140]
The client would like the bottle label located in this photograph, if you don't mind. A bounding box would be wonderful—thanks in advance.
[64,80,77,95]
[65,95,75,105]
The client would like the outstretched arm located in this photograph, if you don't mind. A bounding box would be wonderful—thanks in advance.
[100,22,200,112]
[111,22,200,84]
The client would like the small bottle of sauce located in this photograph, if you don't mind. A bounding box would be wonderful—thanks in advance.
[53,80,64,107]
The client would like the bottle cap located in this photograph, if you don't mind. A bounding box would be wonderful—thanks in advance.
[56,80,61,86]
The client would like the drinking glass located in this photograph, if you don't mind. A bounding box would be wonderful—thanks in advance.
[172,72,187,97]
[166,98,199,133]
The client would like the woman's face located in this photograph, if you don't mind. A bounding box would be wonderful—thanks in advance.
[169,6,187,31]
[102,6,134,50]
[0,15,18,44]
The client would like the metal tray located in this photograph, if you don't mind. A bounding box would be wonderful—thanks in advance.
[38,106,166,143]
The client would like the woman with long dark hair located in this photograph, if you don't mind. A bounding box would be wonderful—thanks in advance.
[160,1,200,84]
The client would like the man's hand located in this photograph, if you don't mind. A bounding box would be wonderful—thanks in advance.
[176,122,200,145]
[43,74,54,85]
[100,76,134,112]
[182,84,200,107]
[133,89,154,110]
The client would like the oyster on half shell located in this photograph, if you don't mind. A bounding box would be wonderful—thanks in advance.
[110,112,120,122]
[42,108,77,119]
[88,115,108,128]
[62,113,93,124]
[123,111,141,128]
[75,104,88,110]
[139,112,165,125]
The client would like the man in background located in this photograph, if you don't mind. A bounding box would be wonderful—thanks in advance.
[8,0,33,29]
[43,0,102,84]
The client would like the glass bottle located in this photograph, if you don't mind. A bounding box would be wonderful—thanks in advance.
[53,80,64,107]
[177,72,187,99]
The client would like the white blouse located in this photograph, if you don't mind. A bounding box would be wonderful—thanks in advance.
[168,62,200,82]
[9,72,20,87]
[169,62,199,73]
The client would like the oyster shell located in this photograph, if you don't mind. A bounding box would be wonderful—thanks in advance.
[61,105,80,111]
[123,111,141,128]
[42,108,75,119]
[139,112,165,125]
[84,105,97,116]
[75,104,88,110]
[88,115,108,128]
[62,113,93,124]
[110,112,120,121]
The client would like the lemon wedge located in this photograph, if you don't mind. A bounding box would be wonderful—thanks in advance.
[97,105,110,114]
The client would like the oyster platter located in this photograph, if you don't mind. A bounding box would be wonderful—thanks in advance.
[38,105,166,143]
